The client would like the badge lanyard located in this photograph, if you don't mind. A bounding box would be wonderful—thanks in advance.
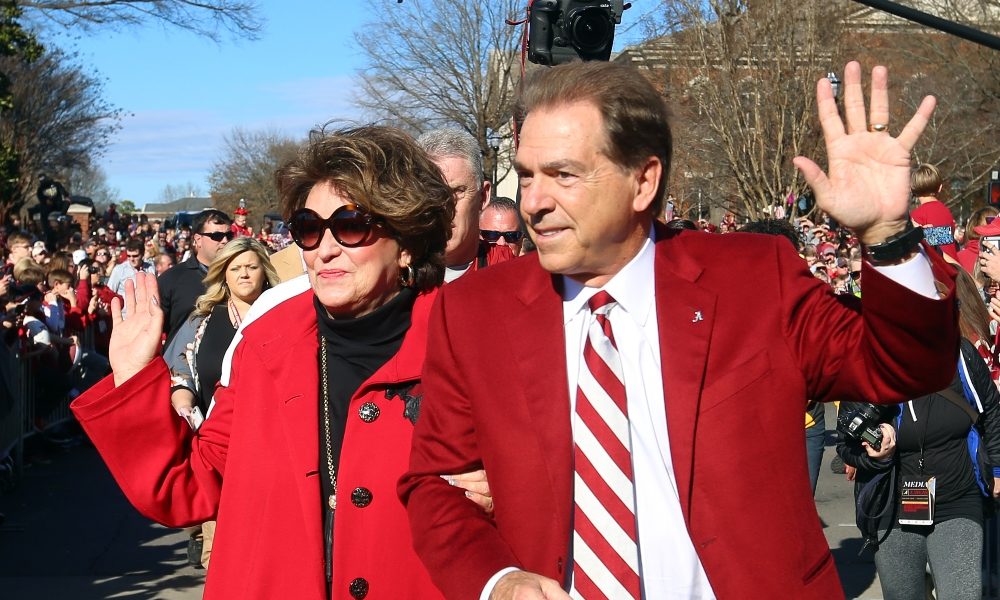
[899,399,936,526]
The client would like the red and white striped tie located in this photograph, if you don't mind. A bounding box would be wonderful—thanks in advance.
[571,291,641,599]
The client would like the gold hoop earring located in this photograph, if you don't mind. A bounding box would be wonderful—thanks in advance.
[400,265,416,288]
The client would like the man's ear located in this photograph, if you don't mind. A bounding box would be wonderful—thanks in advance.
[480,181,492,211]
[632,156,662,214]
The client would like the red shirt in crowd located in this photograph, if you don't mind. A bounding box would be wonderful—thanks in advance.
[911,199,958,260]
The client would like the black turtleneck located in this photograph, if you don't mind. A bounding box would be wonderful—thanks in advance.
[314,287,415,511]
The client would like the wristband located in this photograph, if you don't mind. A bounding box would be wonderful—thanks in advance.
[863,220,924,263]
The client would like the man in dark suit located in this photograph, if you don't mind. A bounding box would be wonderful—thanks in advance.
[158,209,232,348]
[401,60,957,600]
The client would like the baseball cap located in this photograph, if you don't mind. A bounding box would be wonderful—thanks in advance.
[974,218,1000,238]
[817,242,836,256]
[72,249,87,265]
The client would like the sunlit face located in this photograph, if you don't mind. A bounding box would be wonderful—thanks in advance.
[194,222,231,265]
[225,250,266,304]
[479,206,524,255]
[126,249,143,269]
[435,156,489,265]
[514,101,659,287]
[155,254,174,276]
[235,214,247,227]
[303,182,410,318]
[8,242,29,263]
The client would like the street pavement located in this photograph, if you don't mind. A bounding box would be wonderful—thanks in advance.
[0,404,882,600]
[0,436,205,600]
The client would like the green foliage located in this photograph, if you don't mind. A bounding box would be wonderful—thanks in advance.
[0,1,42,219]
[117,199,136,214]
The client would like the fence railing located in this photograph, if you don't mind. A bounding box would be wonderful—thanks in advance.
[0,323,96,482]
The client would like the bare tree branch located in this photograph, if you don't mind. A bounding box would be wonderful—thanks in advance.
[0,46,123,217]
[353,0,522,183]
[19,0,263,41]
[207,127,300,221]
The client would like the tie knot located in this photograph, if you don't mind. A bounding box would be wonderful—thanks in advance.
[588,290,617,314]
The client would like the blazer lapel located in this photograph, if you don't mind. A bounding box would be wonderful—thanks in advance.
[507,261,574,537]
[654,232,717,521]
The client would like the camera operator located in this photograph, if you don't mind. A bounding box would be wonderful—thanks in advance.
[840,269,1000,600]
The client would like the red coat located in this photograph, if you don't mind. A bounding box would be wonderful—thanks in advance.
[71,282,443,600]
[401,228,958,599]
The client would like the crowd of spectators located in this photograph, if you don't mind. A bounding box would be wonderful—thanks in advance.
[0,195,293,436]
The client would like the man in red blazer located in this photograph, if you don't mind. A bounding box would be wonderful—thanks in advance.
[401,60,957,600]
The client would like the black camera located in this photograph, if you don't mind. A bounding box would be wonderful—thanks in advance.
[528,0,624,66]
[836,403,884,451]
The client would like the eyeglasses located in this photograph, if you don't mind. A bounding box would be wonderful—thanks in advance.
[288,204,384,250]
[126,253,141,259]
[96,252,109,257]
[480,230,524,244]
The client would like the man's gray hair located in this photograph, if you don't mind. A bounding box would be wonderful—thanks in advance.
[416,129,484,184]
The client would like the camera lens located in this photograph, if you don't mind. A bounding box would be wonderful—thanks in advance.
[567,6,613,53]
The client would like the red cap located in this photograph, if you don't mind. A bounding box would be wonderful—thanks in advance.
[817,242,836,255]
[974,219,1000,238]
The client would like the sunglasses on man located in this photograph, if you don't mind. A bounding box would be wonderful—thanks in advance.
[480,230,524,244]
[198,231,234,243]
[288,204,384,250]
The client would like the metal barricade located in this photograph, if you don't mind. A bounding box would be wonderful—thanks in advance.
[0,344,23,471]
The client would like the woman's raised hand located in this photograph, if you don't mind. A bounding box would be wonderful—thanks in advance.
[109,272,163,386]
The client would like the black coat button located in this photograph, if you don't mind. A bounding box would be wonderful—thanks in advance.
[349,577,369,599]
[359,402,380,423]
[351,487,373,508]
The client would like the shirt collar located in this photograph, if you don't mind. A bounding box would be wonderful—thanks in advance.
[562,226,656,326]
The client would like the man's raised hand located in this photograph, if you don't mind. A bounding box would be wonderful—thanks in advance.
[793,61,937,245]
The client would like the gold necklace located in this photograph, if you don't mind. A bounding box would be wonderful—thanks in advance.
[320,340,337,510]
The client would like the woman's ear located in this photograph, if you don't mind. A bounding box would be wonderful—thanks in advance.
[398,248,413,269]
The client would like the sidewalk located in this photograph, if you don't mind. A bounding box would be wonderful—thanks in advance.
[0,437,205,600]
[815,404,883,599]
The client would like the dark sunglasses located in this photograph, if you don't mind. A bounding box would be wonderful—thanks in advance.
[288,204,383,250]
[198,231,234,242]
[480,230,524,244]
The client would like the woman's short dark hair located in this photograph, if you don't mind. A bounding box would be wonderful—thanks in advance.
[276,125,454,291]
[517,60,672,217]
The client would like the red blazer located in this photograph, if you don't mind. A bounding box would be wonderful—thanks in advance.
[72,284,443,600]
[401,228,958,599]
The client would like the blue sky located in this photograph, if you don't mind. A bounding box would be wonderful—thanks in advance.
[40,1,658,207]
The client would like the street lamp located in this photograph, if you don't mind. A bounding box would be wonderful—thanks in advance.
[487,129,501,200]
[826,72,841,101]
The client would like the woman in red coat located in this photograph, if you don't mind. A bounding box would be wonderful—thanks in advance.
[70,126,488,599]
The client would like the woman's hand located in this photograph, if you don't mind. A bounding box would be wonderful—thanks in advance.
[862,423,897,460]
[993,478,999,499]
[442,469,493,516]
[109,272,163,386]
[980,240,1000,282]
[793,62,936,245]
